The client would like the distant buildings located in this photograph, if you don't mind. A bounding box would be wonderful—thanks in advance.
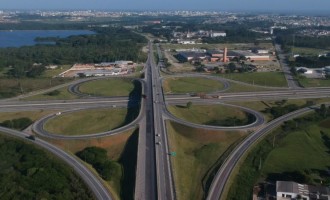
[175,47,270,63]
[57,61,135,77]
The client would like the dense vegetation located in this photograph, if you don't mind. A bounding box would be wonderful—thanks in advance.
[289,55,330,68]
[76,131,138,200]
[276,32,330,50]
[76,147,121,181]
[0,134,94,200]
[227,104,330,200]
[0,27,147,78]
[0,117,33,130]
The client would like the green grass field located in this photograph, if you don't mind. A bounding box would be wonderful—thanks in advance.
[0,110,56,123]
[167,121,247,200]
[0,77,74,99]
[168,104,251,126]
[163,77,225,94]
[44,108,129,135]
[23,87,78,101]
[217,72,288,87]
[261,123,330,176]
[290,47,329,56]
[297,76,330,87]
[78,78,134,97]
[224,82,277,93]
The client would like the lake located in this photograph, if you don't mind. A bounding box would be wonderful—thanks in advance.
[0,30,95,48]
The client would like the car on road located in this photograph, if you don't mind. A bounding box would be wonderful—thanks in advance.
[156,141,161,145]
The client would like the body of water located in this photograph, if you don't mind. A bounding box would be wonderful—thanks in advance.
[0,30,95,48]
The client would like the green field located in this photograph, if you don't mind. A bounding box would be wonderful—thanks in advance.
[291,47,329,56]
[261,123,330,177]
[0,77,74,99]
[0,110,56,122]
[167,121,247,200]
[163,77,225,94]
[217,72,288,87]
[0,133,94,200]
[44,108,129,135]
[297,76,330,87]
[23,87,78,101]
[224,82,277,93]
[168,104,253,126]
[78,78,134,96]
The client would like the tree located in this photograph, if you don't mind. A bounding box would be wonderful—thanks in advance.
[186,101,192,109]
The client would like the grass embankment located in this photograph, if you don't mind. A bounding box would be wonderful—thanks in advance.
[78,78,134,97]
[232,99,330,122]
[168,104,254,126]
[167,121,247,200]
[44,129,138,200]
[163,77,225,94]
[0,110,56,122]
[0,133,95,200]
[217,72,288,87]
[0,77,74,99]
[44,108,129,135]
[23,87,78,101]
[224,82,276,93]
[226,113,330,200]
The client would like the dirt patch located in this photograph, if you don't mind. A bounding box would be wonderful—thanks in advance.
[43,130,134,160]
[320,119,330,129]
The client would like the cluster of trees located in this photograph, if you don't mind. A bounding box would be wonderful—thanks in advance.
[0,27,147,78]
[289,55,330,68]
[0,135,94,200]
[0,117,33,130]
[76,146,121,181]
[276,32,330,49]
[206,113,256,127]
[263,100,300,119]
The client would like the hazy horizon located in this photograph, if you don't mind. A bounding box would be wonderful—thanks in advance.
[1,0,329,14]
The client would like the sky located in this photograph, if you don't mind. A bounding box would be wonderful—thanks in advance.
[1,0,329,13]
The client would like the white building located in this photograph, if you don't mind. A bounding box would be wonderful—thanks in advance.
[211,32,226,37]
[276,181,330,200]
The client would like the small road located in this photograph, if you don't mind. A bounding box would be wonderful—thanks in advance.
[0,126,112,200]
[275,44,301,89]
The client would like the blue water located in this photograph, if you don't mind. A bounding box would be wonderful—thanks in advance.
[0,30,95,48]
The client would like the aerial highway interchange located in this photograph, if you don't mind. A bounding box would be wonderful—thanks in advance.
[0,42,329,200]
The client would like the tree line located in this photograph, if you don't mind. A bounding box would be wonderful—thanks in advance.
[0,27,147,78]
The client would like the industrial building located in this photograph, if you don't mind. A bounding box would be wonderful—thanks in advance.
[276,181,330,200]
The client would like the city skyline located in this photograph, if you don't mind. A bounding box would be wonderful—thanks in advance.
[1,0,329,14]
